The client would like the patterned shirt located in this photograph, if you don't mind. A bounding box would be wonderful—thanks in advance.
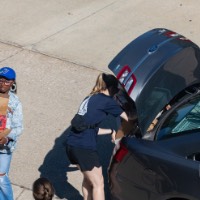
[0,91,23,153]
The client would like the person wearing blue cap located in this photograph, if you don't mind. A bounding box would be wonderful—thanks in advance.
[0,67,23,200]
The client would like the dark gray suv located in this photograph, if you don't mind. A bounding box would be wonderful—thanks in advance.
[108,28,200,200]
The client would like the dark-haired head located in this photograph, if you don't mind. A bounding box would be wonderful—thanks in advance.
[32,177,55,200]
[102,73,119,96]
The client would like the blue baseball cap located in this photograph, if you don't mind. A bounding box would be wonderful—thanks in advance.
[0,67,16,80]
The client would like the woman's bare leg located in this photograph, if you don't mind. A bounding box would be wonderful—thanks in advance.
[82,166,105,200]
[82,177,92,200]
[76,165,92,200]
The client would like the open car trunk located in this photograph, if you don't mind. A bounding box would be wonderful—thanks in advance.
[109,28,200,136]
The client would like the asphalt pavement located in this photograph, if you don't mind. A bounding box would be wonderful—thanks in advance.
[0,0,200,199]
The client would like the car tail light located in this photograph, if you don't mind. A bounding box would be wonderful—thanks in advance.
[114,143,129,162]
[117,65,136,95]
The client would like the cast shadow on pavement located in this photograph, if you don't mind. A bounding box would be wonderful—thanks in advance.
[38,126,115,200]
[38,127,83,200]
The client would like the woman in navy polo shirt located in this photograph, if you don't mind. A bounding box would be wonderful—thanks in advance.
[66,73,128,200]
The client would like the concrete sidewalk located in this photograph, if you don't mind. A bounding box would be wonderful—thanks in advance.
[13,184,38,200]
[0,0,200,199]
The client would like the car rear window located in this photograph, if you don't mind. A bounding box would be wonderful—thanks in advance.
[156,94,200,140]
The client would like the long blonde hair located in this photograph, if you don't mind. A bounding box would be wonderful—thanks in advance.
[90,73,119,96]
[90,73,107,95]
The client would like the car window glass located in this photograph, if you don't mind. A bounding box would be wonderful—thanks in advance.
[157,95,200,140]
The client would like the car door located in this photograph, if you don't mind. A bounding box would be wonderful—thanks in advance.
[120,135,200,200]
[152,92,200,199]
[116,92,200,200]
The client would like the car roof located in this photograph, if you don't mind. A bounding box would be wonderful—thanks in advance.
[109,28,200,135]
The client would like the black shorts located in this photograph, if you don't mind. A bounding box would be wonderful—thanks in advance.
[66,145,101,172]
